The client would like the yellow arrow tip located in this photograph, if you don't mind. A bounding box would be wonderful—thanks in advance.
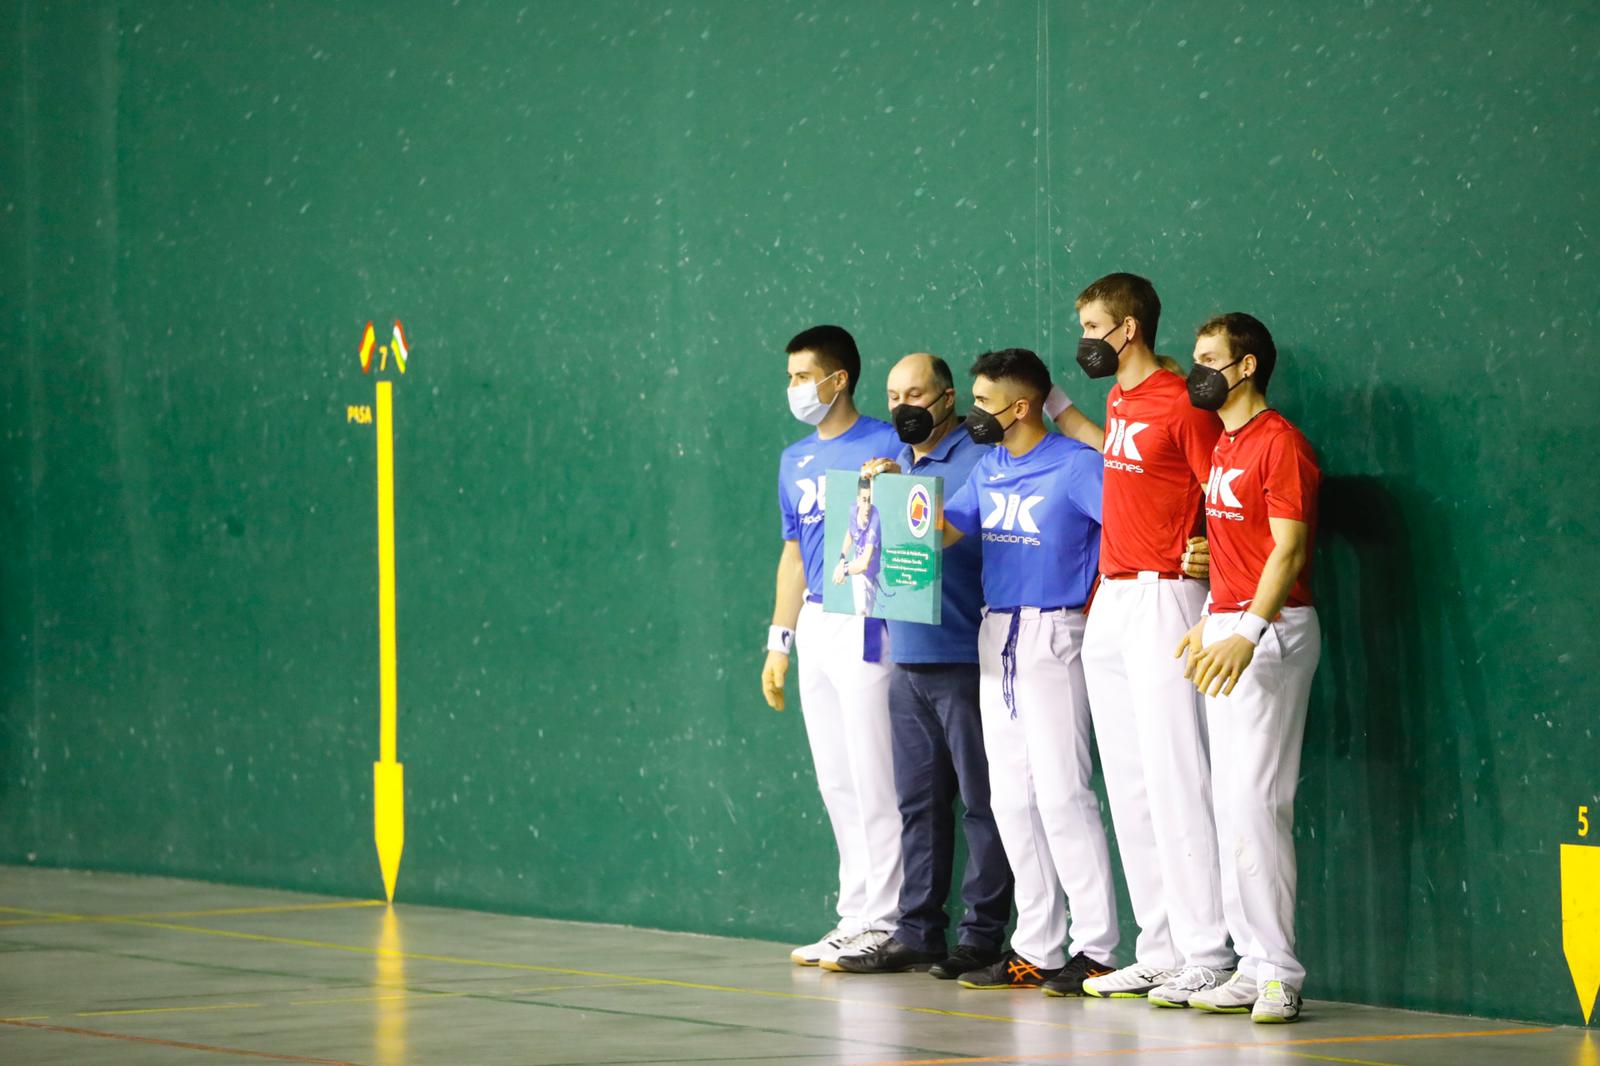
[374,761,405,903]
[1562,844,1600,1024]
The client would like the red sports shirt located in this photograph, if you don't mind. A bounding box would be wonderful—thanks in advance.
[1100,369,1222,575]
[1203,409,1320,613]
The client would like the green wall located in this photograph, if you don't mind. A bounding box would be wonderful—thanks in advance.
[3,0,1597,1027]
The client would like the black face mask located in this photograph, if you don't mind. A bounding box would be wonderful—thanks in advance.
[965,404,1017,446]
[891,394,952,446]
[1076,326,1130,379]
[1186,359,1245,410]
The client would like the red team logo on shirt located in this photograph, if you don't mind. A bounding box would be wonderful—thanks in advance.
[1104,417,1148,473]
[1205,466,1246,521]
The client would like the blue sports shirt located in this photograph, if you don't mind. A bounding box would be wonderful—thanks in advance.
[944,433,1104,610]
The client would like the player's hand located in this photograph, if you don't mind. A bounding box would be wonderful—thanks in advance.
[761,651,790,712]
[860,459,902,478]
[832,562,847,585]
[1174,621,1206,678]
[1181,536,1210,580]
[1189,635,1255,698]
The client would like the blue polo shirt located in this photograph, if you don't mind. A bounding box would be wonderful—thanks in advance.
[945,432,1103,610]
[888,421,986,665]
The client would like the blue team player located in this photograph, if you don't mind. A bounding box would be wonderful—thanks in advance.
[938,348,1121,996]
[763,324,907,967]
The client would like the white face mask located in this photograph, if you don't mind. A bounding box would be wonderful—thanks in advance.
[787,373,842,425]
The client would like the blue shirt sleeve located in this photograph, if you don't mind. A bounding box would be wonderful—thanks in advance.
[1066,445,1105,525]
[779,467,798,540]
[944,464,982,535]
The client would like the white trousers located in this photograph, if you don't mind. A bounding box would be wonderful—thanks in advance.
[978,609,1119,969]
[795,600,903,933]
[1081,575,1230,970]
[1204,607,1320,989]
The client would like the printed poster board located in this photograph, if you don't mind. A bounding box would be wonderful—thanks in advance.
[822,470,942,625]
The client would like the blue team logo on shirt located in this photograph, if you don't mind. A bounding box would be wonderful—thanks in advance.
[906,484,933,539]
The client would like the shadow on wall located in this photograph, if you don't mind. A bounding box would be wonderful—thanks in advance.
[1294,389,1501,1016]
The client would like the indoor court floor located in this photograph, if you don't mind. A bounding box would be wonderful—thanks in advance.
[0,867,1591,1066]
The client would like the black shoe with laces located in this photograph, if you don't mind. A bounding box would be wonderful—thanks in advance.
[831,937,944,974]
[1041,951,1116,997]
[957,951,1061,990]
[929,944,1002,981]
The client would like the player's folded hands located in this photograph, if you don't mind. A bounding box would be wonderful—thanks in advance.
[1188,635,1255,698]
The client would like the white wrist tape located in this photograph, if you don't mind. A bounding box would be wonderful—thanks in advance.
[767,625,795,655]
[1235,614,1269,646]
[1043,383,1073,420]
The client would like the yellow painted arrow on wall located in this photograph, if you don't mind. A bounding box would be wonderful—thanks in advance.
[1563,843,1600,1024]
[373,379,404,902]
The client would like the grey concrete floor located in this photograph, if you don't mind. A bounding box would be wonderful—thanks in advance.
[0,867,1592,1066]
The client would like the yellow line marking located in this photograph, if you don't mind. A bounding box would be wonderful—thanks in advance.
[373,378,405,904]
[77,1003,263,1018]
[1268,1052,1402,1066]
[0,900,382,925]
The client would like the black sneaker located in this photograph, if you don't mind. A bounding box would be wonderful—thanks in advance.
[1041,951,1116,997]
[930,944,1002,981]
[831,937,944,974]
[957,952,1061,990]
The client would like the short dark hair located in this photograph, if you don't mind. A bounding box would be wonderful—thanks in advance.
[1196,312,1278,395]
[928,355,954,393]
[786,325,861,395]
[1076,272,1162,346]
[969,348,1051,405]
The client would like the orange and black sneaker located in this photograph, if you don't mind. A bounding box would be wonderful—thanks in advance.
[957,952,1061,990]
[1042,951,1116,997]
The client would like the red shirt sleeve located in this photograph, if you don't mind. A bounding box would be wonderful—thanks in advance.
[1263,430,1321,523]
[1173,401,1223,485]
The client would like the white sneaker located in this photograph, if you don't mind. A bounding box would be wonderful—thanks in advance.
[1149,965,1235,1008]
[1252,979,1302,1023]
[790,926,849,966]
[1191,970,1258,1013]
[820,928,894,971]
[1083,963,1173,999]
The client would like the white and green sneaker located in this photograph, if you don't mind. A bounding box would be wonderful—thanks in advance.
[1190,971,1258,1013]
[1251,979,1302,1023]
[1083,963,1173,999]
[1149,965,1235,1008]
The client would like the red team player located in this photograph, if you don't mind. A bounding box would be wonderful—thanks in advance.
[1176,313,1321,1023]
[1072,274,1236,1006]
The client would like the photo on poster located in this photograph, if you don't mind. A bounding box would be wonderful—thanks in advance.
[822,470,942,625]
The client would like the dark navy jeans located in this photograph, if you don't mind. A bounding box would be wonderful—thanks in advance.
[888,662,1013,953]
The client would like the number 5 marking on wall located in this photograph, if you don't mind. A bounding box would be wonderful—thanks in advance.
[1581,805,1590,837]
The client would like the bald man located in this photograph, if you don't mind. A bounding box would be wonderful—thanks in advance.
[829,353,1014,979]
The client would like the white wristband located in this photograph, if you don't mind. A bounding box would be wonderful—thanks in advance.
[1043,383,1074,420]
[767,625,795,655]
[1235,614,1269,646]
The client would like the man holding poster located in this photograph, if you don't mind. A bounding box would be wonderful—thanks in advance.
[830,353,1013,980]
